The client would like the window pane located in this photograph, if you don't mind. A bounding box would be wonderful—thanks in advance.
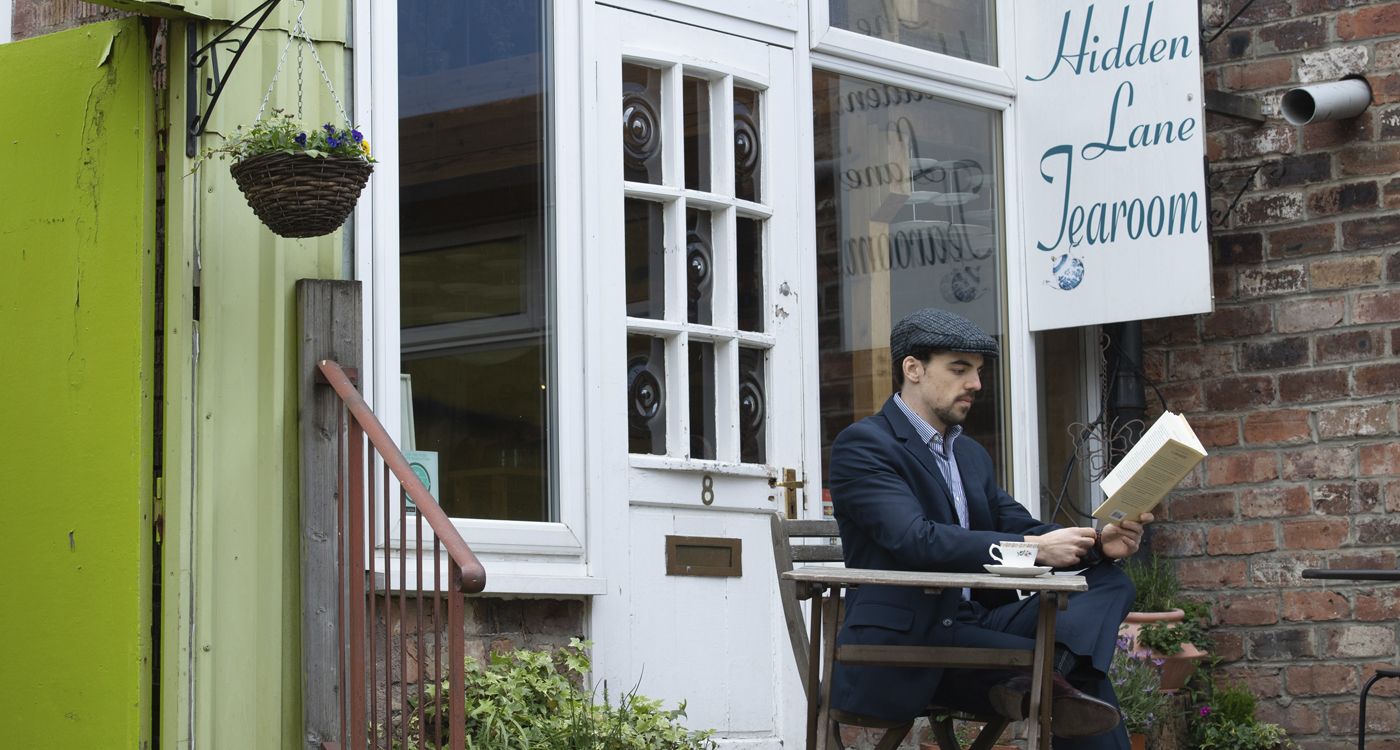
[689,341,717,460]
[623,63,664,185]
[734,87,762,202]
[628,334,667,455]
[398,0,552,521]
[684,76,711,192]
[737,217,764,332]
[812,70,1007,486]
[828,0,995,66]
[687,209,713,325]
[739,347,767,464]
[402,343,548,521]
[626,199,666,320]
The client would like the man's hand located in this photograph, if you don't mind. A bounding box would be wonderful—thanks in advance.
[1023,528,1096,567]
[1100,512,1154,559]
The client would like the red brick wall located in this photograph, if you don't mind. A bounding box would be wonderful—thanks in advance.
[11,0,132,41]
[1146,1,1400,745]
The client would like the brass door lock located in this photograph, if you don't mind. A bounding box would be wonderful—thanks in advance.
[771,468,806,519]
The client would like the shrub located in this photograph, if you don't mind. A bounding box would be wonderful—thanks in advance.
[397,638,717,750]
[1121,554,1180,613]
[1110,634,1171,734]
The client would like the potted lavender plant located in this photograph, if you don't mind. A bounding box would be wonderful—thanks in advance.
[1110,633,1172,750]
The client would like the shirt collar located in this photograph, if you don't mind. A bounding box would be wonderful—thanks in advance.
[893,393,961,453]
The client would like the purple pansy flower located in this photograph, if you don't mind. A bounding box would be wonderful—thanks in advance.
[323,124,335,132]
[295,133,307,146]
[327,136,341,148]
[352,129,363,143]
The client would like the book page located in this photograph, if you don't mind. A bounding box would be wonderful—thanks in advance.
[1100,413,1175,498]
[1094,412,1208,523]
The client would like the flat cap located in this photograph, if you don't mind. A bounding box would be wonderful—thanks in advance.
[890,308,999,363]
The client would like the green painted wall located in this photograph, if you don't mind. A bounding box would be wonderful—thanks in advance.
[163,16,348,749]
[0,18,155,750]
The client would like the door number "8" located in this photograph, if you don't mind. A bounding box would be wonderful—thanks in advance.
[701,474,715,505]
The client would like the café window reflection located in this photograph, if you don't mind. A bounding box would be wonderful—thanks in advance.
[812,70,1008,487]
[829,0,996,66]
[398,0,554,522]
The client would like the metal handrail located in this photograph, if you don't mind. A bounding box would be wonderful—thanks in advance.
[318,358,487,594]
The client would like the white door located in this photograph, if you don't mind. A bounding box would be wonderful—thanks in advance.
[590,7,811,748]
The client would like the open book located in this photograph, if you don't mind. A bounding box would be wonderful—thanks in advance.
[1092,412,1207,524]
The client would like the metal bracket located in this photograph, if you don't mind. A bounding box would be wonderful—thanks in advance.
[185,0,284,157]
[1206,159,1286,228]
[1204,89,1269,125]
[1201,0,1259,45]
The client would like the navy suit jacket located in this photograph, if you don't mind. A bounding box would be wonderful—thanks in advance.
[828,396,1060,721]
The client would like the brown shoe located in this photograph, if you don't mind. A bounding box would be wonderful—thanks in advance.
[988,672,1121,738]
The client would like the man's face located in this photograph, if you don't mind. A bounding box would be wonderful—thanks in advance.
[901,350,985,433]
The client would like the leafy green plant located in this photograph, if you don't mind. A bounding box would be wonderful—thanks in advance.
[1195,719,1289,750]
[193,110,373,170]
[1189,674,1292,750]
[1121,554,1181,613]
[1137,600,1213,656]
[398,638,716,750]
[1109,634,1171,734]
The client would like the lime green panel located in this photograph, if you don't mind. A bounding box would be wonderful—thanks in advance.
[175,23,348,750]
[0,18,154,750]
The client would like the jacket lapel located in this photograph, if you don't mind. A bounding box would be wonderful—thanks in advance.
[879,396,961,522]
[955,438,994,531]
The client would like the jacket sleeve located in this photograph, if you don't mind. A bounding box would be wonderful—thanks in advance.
[830,421,1042,574]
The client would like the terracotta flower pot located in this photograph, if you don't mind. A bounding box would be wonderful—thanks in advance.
[1130,733,1147,750]
[1119,610,1208,693]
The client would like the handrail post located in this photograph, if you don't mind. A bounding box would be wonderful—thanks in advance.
[298,279,362,750]
[449,561,467,749]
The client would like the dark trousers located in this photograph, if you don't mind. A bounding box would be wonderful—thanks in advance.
[927,560,1135,750]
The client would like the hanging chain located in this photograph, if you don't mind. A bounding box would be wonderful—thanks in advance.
[254,0,353,128]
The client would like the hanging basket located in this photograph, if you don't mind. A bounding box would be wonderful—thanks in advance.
[229,152,374,238]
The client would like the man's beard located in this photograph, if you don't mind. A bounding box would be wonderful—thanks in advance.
[932,399,972,428]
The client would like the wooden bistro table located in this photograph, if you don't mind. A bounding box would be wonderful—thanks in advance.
[783,567,1089,750]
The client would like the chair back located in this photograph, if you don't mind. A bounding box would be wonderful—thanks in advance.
[770,514,843,693]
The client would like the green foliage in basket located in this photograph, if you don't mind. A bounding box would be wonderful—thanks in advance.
[1138,600,1213,656]
[1121,554,1181,613]
[389,638,717,750]
[1110,634,1171,734]
[193,110,374,170]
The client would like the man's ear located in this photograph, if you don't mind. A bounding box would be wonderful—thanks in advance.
[901,355,921,384]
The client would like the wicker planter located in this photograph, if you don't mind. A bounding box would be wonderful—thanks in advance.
[229,152,373,238]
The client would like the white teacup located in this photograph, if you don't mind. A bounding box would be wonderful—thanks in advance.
[989,541,1039,568]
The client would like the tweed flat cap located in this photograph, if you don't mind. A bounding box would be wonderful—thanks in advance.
[890,308,999,363]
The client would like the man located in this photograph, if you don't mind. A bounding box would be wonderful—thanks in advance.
[828,308,1152,750]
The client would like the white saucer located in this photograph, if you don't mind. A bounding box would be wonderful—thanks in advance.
[984,564,1052,577]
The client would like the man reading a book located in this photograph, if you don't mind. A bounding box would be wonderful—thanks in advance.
[828,308,1152,750]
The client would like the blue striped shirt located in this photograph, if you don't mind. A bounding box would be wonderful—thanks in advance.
[894,393,971,599]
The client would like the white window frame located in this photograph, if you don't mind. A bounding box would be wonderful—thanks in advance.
[353,0,596,589]
[805,0,1044,514]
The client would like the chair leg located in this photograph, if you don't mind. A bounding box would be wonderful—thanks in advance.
[827,720,845,750]
[968,717,1010,750]
[871,721,915,750]
[930,715,960,750]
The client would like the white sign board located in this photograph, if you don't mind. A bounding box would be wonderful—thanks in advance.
[1016,0,1212,331]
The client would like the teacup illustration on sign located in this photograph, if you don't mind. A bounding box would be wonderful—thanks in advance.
[1045,253,1085,291]
[941,265,989,304]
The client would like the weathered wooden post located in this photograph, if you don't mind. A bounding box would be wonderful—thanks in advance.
[297,279,361,750]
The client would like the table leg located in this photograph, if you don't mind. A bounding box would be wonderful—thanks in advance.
[1033,592,1058,750]
[807,589,824,750]
[815,592,841,750]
